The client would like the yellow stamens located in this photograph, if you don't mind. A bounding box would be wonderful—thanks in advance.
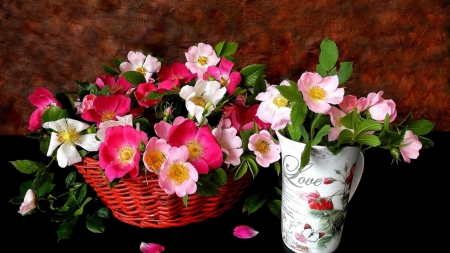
[167,164,189,185]
[190,96,207,108]
[198,56,208,65]
[273,94,288,107]
[187,140,203,159]
[117,146,135,163]
[136,66,146,75]
[56,128,81,145]
[109,84,123,94]
[143,150,166,172]
[101,111,116,122]
[219,77,229,87]
[308,86,326,100]
[255,140,270,155]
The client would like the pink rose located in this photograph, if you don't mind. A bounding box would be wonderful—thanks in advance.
[399,130,422,163]
[18,189,36,215]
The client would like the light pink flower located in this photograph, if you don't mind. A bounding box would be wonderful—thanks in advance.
[95,75,132,94]
[327,106,348,142]
[143,137,171,173]
[255,81,292,130]
[339,95,365,113]
[233,225,259,239]
[212,118,243,167]
[76,94,97,114]
[18,189,36,215]
[28,87,62,131]
[167,119,223,174]
[140,242,165,253]
[399,130,422,163]
[119,51,161,83]
[204,57,242,95]
[185,43,220,79]
[297,72,344,114]
[159,146,198,197]
[367,93,397,123]
[81,95,131,126]
[99,125,148,181]
[248,130,281,167]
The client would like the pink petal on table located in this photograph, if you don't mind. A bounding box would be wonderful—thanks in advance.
[140,242,165,253]
[233,225,259,239]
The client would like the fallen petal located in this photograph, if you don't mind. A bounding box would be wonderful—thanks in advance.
[233,225,259,239]
[140,242,165,253]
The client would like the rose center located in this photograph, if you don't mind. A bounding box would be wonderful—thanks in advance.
[308,86,326,100]
[167,164,189,185]
[187,140,203,159]
[101,110,116,122]
[191,96,207,108]
[118,146,135,163]
[255,140,270,155]
[273,94,288,107]
[198,56,208,65]
[57,128,80,145]
[143,150,165,172]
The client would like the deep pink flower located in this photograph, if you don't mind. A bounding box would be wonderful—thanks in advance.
[233,225,259,239]
[157,62,197,89]
[95,75,132,94]
[134,83,162,107]
[28,87,62,131]
[223,103,270,135]
[81,95,131,126]
[167,119,223,174]
[307,190,333,210]
[399,130,422,163]
[140,242,165,253]
[204,57,242,95]
[99,125,148,181]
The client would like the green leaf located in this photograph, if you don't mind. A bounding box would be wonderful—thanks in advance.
[337,129,355,146]
[42,107,70,123]
[247,157,259,179]
[195,180,220,197]
[33,168,53,193]
[240,64,266,87]
[354,119,382,136]
[55,92,76,114]
[210,168,227,186]
[96,207,110,219]
[355,133,381,147]
[65,171,77,188]
[276,84,302,102]
[287,124,301,142]
[121,71,146,85]
[311,125,330,146]
[239,129,253,151]
[243,194,269,215]
[319,37,338,71]
[36,182,55,197]
[267,199,282,219]
[337,62,353,84]
[9,160,46,174]
[340,108,359,129]
[57,216,78,241]
[76,184,87,204]
[300,141,312,170]
[214,41,238,57]
[102,63,120,76]
[290,101,307,126]
[234,162,248,180]
[407,120,435,136]
[133,117,150,133]
[183,194,188,207]
[74,197,92,216]
[273,161,281,176]
[113,58,123,69]
[316,64,327,78]
[86,215,105,233]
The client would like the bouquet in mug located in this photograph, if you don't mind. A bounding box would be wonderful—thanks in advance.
[10,41,282,240]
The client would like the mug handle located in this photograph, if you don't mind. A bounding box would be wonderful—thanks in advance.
[349,152,364,201]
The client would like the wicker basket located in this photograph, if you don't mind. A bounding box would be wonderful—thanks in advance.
[74,156,252,228]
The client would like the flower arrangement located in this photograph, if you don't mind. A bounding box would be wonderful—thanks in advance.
[9,37,435,244]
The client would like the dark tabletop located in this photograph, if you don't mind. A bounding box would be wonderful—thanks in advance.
[1,132,446,253]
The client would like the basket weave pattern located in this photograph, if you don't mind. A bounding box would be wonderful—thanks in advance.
[74,156,252,228]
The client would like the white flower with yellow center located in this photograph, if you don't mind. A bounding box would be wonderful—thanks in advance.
[179,79,226,123]
[43,118,101,168]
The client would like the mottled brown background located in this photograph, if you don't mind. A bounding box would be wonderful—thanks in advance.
[1,0,449,135]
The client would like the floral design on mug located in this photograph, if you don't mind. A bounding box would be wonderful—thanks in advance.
[295,223,325,243]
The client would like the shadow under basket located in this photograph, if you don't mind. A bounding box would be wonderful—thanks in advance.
[74,156,252,228]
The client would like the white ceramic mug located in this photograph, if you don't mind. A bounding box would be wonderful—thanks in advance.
[276,131,364,253]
